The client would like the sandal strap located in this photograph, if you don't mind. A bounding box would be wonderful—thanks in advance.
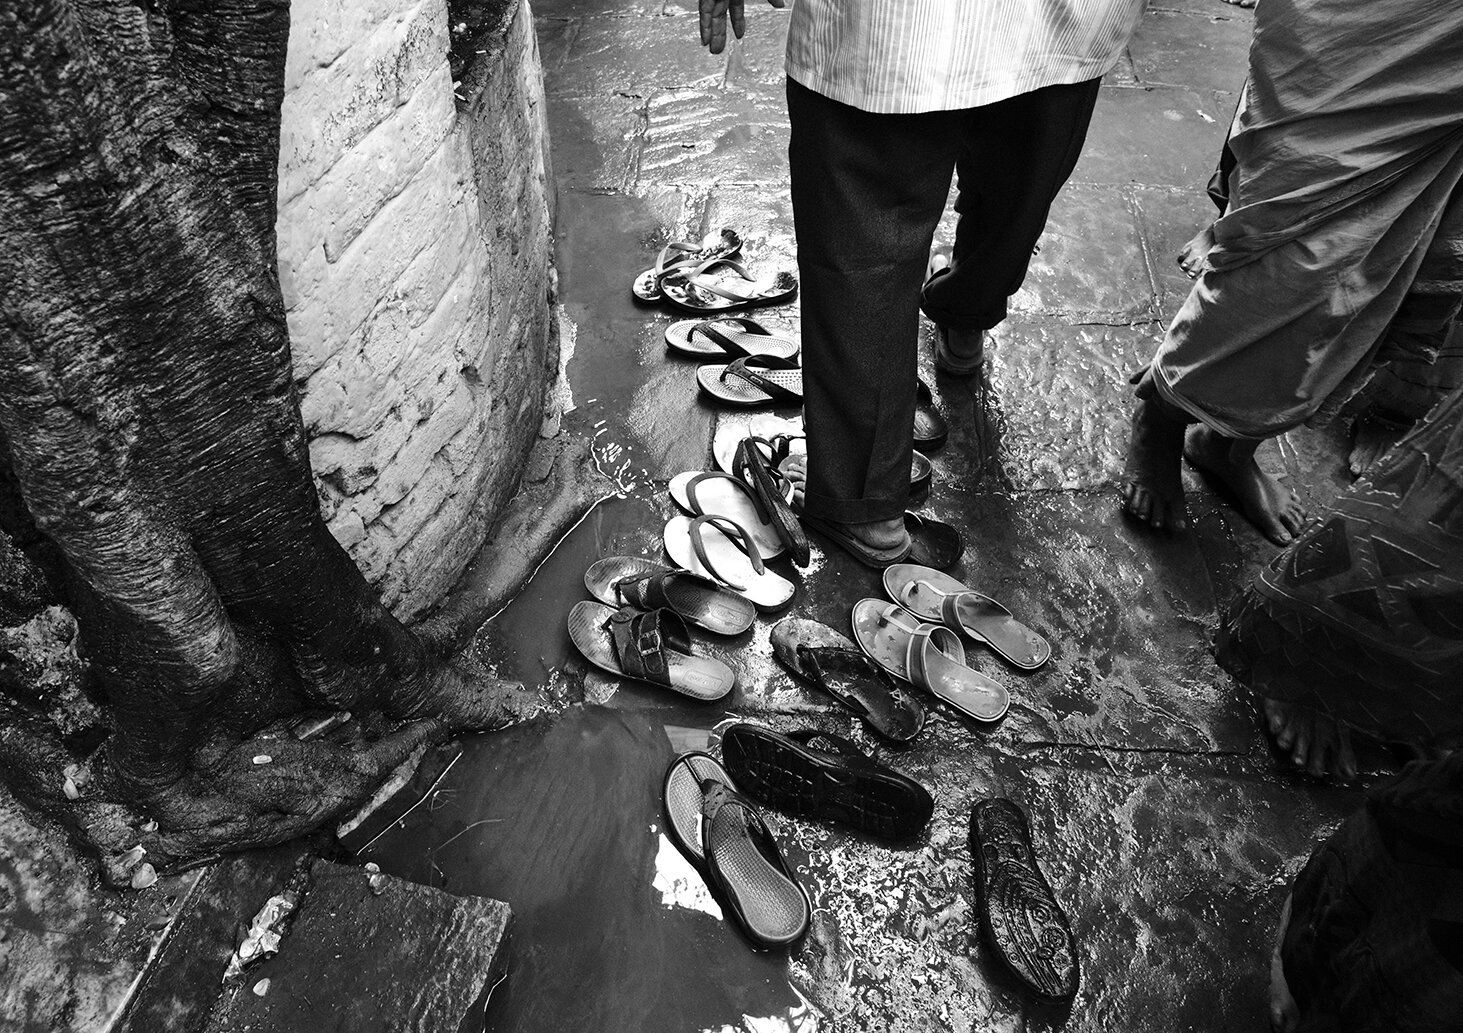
[682,470,762,521]
[685,514,765,591]
[652,231,740,281]
[615,569,722,612]
[734,437,808,562]
[720,356,803,405]
[605,606,691,685]
[672,258,780,304]
[688,318,772,358]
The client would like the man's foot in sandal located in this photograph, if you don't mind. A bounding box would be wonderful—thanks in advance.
[720,723,934,841]
[1262,697,1359,782]
[1185,425,1306,545]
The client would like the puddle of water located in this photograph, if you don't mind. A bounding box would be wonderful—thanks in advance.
[357,705,818,1033]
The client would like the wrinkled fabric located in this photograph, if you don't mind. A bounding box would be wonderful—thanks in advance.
[1151,0,1463,439]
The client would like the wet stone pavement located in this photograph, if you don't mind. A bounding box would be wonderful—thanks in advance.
[362,2,1372,1031]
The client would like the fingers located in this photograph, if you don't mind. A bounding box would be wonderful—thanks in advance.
[730,0,745,40]
[700,0,729,50]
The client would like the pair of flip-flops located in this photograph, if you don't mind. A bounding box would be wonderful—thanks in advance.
[883,564,1050,671]
[666,469,802,610]
[662,750,811,950]
[632,228,743,304]
[668,318,804,410]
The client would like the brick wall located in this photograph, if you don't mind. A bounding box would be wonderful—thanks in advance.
[276,0,555,619]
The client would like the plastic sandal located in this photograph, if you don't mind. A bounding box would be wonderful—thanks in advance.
[661,256,799,314]
[584,556,755,636]
[668,471,784,560]
[566,601,734,700]
[769,617,925,742]
[662,751,737,864]
[664,514,795,612]
[882,563,1050,670]
[700,779,811,950]
[720,723,934,841]
[631,229,741,303]
[665,318,800,361]
[696,355,804,408]
[800,512,962,571]
[734,438,809,567]
[850,599,1009,722]
[711,414,931,502]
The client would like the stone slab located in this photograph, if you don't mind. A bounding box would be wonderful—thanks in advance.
[1128,8,1253,92]
[546,92,645,192]
[640,86,791,186]
[1071,85,1229,189]
[203,860,510,1033]
[1130,184,1221,312]
[550,11,727,97]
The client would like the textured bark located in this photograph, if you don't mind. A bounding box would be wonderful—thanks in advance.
[0,0,527,884]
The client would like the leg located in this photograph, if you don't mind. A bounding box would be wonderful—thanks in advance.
[787,78,958,548]
[1262,698,1358,781]
[1121,369,1195,532]
[1184,427,1307,544]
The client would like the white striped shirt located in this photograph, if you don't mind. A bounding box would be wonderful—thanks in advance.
[785,0,1146,114]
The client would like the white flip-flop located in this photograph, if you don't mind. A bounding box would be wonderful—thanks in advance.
[668,471,784,560]
[664,514,795,612]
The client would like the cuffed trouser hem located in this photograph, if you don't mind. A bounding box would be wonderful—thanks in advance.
[801,489,908,526]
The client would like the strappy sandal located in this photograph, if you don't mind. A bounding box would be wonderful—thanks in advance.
[665,317,800,361]
[734,438,809,567]
[584,556,755,636]
[631,229,741,303]
[567,601,735,700]
[769,617,925,742]
[720,723,934,841]
[699,779,811,950]
[697,355,804,408]
[883,563,1050,670]
[660,256,798,314]
[668,470,784,560]
[664,514,795,611]
[800,512,962,570]
[850,599,1009,722]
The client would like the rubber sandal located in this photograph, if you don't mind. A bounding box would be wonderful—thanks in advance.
[584,556,755,636]
[662,751,737,864]
[710,415,929,502]
[699,779,811,950]
[769,617,925,742]
[970,798,1078,998]
[734,438,810,567]
[799,512,962,570]
[631,229,741,303]
[850,599,1009,722]
[664,514,795,612]
[669,471,784,560]
[660,256,799,315]
[914,378,948,453]
[720,723,934,841]
[665,318,799,361]
[883,563,1050,670]
[697,356,804,408]
[567,601,734,700]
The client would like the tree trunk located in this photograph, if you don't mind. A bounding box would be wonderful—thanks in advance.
[0,0,525,885]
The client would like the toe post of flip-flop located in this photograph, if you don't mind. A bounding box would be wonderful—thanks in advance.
[770,617,925,742]
[699,778,812,951]
[883,563,1050,670]
[584,556,755,637]
[567,600,735,700]
[720,722,934,842]
[970,797,1078,999]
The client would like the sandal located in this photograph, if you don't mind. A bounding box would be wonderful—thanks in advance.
[800,512,962,570]
[631,229,741,303]
[970,798,1078,998]
[851,599,1009,722]
[567,601,735,700]
[769,617,925,742]
[697,355,804,408]
[669,471,784,560]
[664,514,795,611]
[662,751,737,864]
[720,723,934,841]
[660,256,798,314]
[700,779,811,950]
[665,318,800,361]
[584,556,755,636]
[883,563,1050,670]
[734,438,809,567]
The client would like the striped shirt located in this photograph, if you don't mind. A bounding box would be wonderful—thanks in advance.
[785,0,1147,114]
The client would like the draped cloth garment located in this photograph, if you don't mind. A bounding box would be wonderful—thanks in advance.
[1150,0,1463,439]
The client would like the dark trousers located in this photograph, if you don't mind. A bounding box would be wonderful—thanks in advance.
[787,75,1102,522]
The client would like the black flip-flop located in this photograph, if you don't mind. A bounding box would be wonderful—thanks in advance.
[734,438,809,567]
[665,318,800,361]
[662,751,737,864]
[721,723,934,842]
[584,556,755,636]
[769,617,925,742]
[697,355,805,408]
[970,798,1078,999]
[914,378,949,453]
[800,512,962,570]
[700,779,811,950]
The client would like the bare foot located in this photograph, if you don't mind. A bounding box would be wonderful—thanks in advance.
[1263,698,1358,781]
[1348,414,1408,479]
[1121,396,1190,532]
[1221,0,1257,7]
[1177,223,1216,279]
[1184,426,1306,544]
[1269,894,1300,1032]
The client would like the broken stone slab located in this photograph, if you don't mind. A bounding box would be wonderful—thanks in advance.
[202,859,511,1033]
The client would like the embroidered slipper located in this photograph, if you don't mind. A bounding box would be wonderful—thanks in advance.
[734,438,810,567]
[669,471,784,560]
[664,514,795,612]
[770,617,925,742]
[567,601,734,700]
[850,599,1009,722]
[631,229,741,303]
[883,564,1050,670]
[914,378,949,453]
[697,356,804,408]
[720,723,934,841]
[800,512,962,570]
[661,256,799,314]
[700,779,811,950]
[970,798,1078,998]
[584,556,755,636]
[665,318,800,361]
[662,751,737,864]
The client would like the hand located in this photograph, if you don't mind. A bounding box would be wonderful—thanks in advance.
[699,0,785,55]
